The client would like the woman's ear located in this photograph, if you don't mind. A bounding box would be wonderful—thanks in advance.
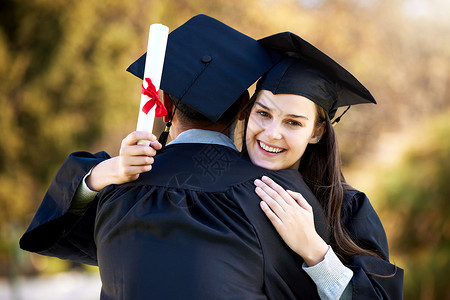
[238,90,250,121]
[309,122,326,144]
[162,91,173,123]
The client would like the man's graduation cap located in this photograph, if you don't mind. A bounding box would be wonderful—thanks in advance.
[256,32,376,121]
[127,14,277,123]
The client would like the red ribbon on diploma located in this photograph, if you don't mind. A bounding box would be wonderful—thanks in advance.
[141,77,167,117]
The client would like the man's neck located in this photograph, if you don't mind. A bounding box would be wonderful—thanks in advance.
[170,121,234,141]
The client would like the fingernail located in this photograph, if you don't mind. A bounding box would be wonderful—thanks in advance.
[261,176,269,182]
[254,179,261,185]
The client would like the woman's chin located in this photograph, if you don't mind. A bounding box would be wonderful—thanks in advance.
[251,158,283,171]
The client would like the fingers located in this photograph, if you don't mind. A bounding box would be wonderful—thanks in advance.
[118,131,162,179]
[262,176,297,205]
[121,154,154,167]
[254,177,294,221]
[286,190,313,213]
[120,131,162,156]
[254,176,296,207]
[150,140,163,150]
[122,131,157,146]
[254,175,312,215]
[120,143,157,158]
[259,200,283,227]
[118,151,154,175]
[120,164,153,177]
[255,184,285,218]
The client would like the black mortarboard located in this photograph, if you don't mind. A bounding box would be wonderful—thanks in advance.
[256,32,376,120]
[127,14,278,122]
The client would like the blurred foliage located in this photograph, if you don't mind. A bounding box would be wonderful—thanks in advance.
[0,0,449,298]
[345,110,450,299]
[375,112,450,300]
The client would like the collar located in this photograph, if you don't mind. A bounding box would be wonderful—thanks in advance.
[168,129,238,151]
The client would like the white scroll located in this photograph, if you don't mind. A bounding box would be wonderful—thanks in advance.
[136,24,169,146]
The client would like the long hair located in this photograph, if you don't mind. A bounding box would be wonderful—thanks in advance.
[300,105,384,264]
[241,92,383,265]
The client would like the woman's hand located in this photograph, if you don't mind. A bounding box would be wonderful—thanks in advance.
[86,131,162,191]
[254,176,329,266]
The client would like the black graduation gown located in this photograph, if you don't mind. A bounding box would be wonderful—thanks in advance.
[340,190,404,299]
[21,143,328,299]
[20,143,403,299]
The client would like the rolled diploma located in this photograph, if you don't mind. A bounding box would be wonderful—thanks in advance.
[136,24,169,146]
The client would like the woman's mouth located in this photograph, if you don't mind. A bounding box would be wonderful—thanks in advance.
[258,141,285,153]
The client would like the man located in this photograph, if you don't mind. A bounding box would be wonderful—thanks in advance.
[20,15,328,299]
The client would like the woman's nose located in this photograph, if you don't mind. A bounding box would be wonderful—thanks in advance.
[264,121,283,140]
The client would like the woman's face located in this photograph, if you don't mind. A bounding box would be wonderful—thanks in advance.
[245,90,322,170]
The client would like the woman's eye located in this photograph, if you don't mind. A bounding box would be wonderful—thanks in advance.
[256,111,270,118]
[287,120,302,127]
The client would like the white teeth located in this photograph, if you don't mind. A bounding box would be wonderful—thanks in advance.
[259,141,283,153]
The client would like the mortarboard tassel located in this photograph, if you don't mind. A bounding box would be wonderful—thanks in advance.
[157,121,172,153]
[332,105,351,126]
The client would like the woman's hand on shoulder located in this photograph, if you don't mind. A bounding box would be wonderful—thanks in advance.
[254,176,328,266]
[86,131,162,191]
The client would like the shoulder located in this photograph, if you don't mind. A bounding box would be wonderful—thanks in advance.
[341,187,384,224]
[341,188,369,219]
[123,143,270,191]
[341,187,390,260]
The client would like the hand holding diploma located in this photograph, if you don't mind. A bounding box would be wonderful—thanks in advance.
[86,131,162,191]
[136,24,169,146]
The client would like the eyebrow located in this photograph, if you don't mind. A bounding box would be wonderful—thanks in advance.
[255,101,309,120]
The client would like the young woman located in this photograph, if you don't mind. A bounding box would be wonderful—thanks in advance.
[241,32,403,299]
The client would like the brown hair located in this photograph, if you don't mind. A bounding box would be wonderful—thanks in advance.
[167,92,244,127]
[300,104,384,264]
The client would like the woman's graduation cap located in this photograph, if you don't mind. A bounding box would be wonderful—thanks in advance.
[127,14,278,123]
[256,32,376,122]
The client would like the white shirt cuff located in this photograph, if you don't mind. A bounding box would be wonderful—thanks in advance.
[302,246,353,300]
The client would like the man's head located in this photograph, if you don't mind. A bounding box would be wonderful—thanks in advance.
[127,14,278,138]
[161,90,249,138]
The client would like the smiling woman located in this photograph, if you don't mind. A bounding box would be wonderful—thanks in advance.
[245,90,324,171]
[240,31,404,299]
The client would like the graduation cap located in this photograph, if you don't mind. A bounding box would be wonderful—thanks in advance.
[256,32,376,122]
[127,14,278,123]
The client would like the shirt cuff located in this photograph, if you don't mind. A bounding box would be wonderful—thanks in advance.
[302,246,353,300]
[68,168,98,215]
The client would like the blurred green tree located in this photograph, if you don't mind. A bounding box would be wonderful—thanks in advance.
[376,112,450,300]
[0,0,155,275]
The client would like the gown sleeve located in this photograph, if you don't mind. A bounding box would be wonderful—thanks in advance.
[342,190,404,299]
[19,151,110,265]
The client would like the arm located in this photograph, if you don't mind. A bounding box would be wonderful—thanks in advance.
[68,168,98,215]
[68,131,162,215]
[20,131,162,264]
[19,151,110,265]
[254,176,352,299]
[302,246,353,300]
[86,131,162,191]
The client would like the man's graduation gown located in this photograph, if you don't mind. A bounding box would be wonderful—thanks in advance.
[20,143,403,299]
